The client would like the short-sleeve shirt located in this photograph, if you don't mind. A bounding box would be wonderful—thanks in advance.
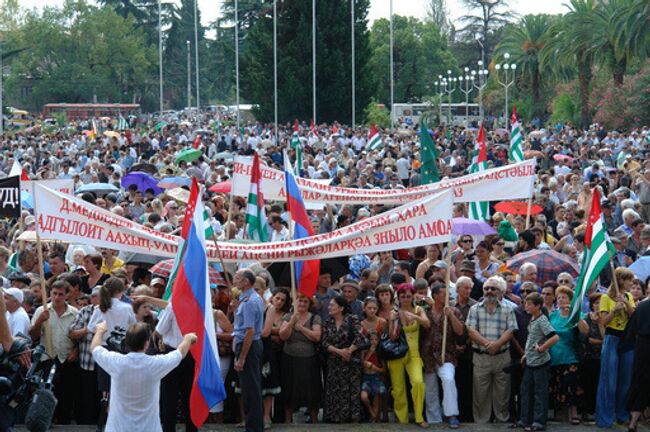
[92,347,182,432]
[233,288,264,347]
[599,292,635,331]
[549,310,579,366]
[466,300,518,352]
[31,303,79,362]
[281,313,321,358]
[525,314,556,367]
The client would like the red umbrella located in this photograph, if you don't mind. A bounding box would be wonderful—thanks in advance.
[208,180,232,194]
[494,201,544,216]
[150,259,226,286]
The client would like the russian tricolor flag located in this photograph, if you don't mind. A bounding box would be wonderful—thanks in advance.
[283,151,320,297]
[170,178,226,427]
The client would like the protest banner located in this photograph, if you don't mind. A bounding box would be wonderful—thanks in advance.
[21,179,75,196]
[32,183,453,263]
[0,176,21,219]
[232,157,536,205]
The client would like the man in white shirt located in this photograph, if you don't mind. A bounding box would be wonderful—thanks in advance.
[92,320,196,432]
[3,288,30,338]
[269,215,289,242]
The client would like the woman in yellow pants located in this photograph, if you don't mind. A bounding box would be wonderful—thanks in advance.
[387,283,430,427]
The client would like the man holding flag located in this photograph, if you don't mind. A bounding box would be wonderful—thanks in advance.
[510,106,525,163]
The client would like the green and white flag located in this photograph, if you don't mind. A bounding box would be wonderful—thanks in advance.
[244,151,269,242]
[509,106,525,163]
[616,150,629,170]
[366,124,383,151]
[468,125,490,220]
[117,114,128,131]
[290,122,303,176]
[566,188,613,326]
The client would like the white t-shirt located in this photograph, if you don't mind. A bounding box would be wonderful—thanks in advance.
[6,307,30,338]
[92,347,182,432]
[88,298,137,343]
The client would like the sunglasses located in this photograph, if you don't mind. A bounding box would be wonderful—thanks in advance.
[461,239,473,243]
[558,279,571,284]
[484,286,497,292]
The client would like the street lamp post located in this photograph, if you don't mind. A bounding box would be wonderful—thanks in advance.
[471,60,488,119]
[459,67,474,126]
[444,70,457,126]
[186,40,191,110]
[495,52,517,125]
[435,75,444,124]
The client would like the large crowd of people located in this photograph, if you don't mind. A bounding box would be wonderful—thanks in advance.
[1,112,650,432]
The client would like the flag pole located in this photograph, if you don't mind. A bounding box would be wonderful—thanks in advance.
[35,230,53,357]
[524,196,533,230]
[440,238,453,362]
[209,230,232,289]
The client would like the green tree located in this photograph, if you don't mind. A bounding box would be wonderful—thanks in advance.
[494,14,556,116]
[457,0,511,64]
[612,0,650,63]
[541,0,598,127]
[240,0,375,124]
[368,16,457,106]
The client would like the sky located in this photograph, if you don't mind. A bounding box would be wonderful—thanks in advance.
[17,0,570,28]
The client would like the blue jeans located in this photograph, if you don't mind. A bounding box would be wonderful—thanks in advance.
[519,364,550,427]
[595,334,634,427]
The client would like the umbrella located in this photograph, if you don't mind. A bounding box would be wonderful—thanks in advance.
[268,256,349,288]
[123,253,163,267]
[150,259,226,286]
[122,171,162,195]
[528,130,545,139]
[129,163,158,175]
[494,201,544,216]
[158,176,192,189]
[21,191,33,210]
[175,148,202,164]
[103,131,120,138]
[208,180,232,194]
[166,187,190,203]
[75,182,119,195]
[629,256,650,282]
[154,121,168,131]
[507,249,580,285]
[553,154,574,163]
[452,217,496,236]
[214,151,235,161]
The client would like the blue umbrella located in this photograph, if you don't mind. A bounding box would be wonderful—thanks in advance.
[21,191,33,210]
[158,176,191,189]
[75,183,120,195]
[629,256,650,283]
[122,171,162,195]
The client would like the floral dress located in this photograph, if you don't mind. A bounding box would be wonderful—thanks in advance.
[321,314,364,423]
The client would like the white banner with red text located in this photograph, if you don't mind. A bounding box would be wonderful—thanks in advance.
[21,179,74,196]
[32,184,453,263]
[231,157,536,205]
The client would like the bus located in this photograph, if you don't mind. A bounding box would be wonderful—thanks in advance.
[393,102,481,126]
[42,103,140,120]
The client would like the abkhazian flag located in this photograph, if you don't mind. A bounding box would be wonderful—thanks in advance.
[310,119,318,137]
[170,178,226,427]
[117,115,128,131]
[469,125,490,220]
[366,124,383,151]
[290,120,303,176]
[244,151,269,242]
[566,187,614,327]
[509,106,525,163]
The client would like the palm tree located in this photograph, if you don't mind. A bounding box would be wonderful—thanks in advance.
[541,0,597,127]
[612,0,650,63]
[494,14,556,115]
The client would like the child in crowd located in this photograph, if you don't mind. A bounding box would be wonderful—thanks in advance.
[360,331,387,422]
[519,292,560,431]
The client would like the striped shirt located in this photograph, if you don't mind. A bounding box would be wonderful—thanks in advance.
[70,305,95,371]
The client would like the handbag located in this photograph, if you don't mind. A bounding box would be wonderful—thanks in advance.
[377,319,409,360]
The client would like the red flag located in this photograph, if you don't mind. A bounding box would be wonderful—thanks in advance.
[21,169,29,181]
[181,179,200,239]
[293,119,300,133]
[511,105,518,124]
[310,120,317,136]
[584,188,602,249]
[192,134,201,149]
[477,124,487,162]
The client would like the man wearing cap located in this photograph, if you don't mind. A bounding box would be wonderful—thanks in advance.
[640,226,650,256]
[151,277,168,299]
[611,229,636,267]
[340,280,364,319]
[601,200,616,235]
[637,169,650,223]
[3,287,30,338]
[457,260,483,301]
[69,286,101,424]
